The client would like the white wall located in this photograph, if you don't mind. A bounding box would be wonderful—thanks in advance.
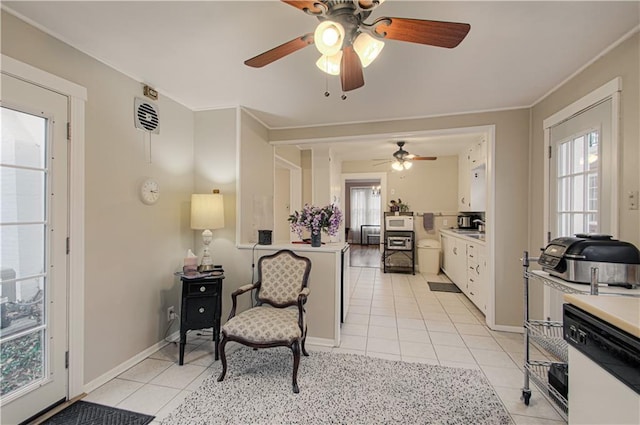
[1,11,195,383]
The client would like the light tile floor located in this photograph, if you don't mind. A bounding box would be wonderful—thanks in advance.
[84,267,567,424]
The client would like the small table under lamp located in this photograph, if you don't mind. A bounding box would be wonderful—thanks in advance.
[191,190,225,272]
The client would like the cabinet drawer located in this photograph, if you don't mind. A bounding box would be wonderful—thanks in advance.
[184,296,217,325]
[187,281,220,296]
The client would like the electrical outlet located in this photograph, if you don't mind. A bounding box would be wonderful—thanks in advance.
[167,306,176,321]
[443,219,448,226]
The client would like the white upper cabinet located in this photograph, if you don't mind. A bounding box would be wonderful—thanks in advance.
[458,151,471,211]
[458,138,487,212]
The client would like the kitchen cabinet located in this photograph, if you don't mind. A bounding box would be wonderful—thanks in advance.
[470,165,486,211]
[458,139,487,212]
[440,230,487,313]
[466,242,487,313]
[441,233,466,285]
[440,233,449,273]
[458,152,471,211]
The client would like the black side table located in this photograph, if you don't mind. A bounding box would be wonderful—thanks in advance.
[179,271,224,365]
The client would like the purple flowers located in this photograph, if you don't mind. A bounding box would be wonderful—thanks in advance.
[288,204,343,238]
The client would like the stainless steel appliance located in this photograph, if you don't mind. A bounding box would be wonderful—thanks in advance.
[538,234,640,288]
[457,214,480,229]
[387,235,413,250]
[385,215,414,231]
[563,303,640,394]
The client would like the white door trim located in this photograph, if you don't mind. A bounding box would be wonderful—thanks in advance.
[542,77,621,246]
[275,155,302,242]
[2,55,87,398]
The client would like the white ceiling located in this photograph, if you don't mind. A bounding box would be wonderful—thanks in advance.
[5,1,638,160]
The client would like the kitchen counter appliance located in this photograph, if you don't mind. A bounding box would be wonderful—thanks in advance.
[564,303,640,394]
[457,214,480,229]
[538,234,640,288]
[387,234,413,251]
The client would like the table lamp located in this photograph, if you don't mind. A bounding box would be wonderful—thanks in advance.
[191,189,225,272]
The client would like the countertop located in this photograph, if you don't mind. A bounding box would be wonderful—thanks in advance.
[564,293,640,338]
[237,241,348,253]
[440,228,486,245]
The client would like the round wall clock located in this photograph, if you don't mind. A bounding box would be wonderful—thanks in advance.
[140,178,160,205]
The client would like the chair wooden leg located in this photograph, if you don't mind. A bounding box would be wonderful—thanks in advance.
[291,340,301,393]
[217,336,228,382]
[301,326,309,357]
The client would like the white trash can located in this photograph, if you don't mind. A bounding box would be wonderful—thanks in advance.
[417,239,441,274]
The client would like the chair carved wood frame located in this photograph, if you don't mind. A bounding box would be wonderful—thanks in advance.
[217,249,312,393]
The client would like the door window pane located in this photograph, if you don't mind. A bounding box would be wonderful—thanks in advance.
[1,168,46,223]
[572,136,585,173]
[556,130,600,236]
[0,331,45,396]
[558,142,570,177]
[0,107,46,169]
[1,107,49,400]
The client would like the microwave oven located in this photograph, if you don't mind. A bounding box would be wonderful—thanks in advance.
[385,215,414,231]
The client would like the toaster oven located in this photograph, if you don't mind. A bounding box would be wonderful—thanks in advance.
[387,235,413,251]
[538,234,640,288]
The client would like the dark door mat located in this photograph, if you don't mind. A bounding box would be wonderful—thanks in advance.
[428,282,462,293]
[41,400,154,425]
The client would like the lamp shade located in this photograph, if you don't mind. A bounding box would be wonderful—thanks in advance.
[191,192,225,230]
[314,20,345,56]
[353,32,385,68]
[316,51,342,75]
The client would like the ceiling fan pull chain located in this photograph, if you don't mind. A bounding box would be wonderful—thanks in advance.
[324,73,330,97]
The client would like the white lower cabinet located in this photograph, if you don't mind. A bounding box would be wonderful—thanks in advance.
[440,231,487,313]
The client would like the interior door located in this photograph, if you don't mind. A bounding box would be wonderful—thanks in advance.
[1,74,69,424]
[546,98,613,320]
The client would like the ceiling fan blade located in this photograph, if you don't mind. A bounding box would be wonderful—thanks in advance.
[340,45,365,92]
[281,1,326,14]
[412,156,438,161]
[244,33,314,68]
[373,17,470,48]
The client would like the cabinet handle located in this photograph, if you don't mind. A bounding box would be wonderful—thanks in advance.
[199,307,205,314]
[461,197,465,204]
[470,291,475,296]
[469,278,474,282]
[469,254,474,258]
[200,286,206,292]
[476,265,480,273]
[453,247,457,255]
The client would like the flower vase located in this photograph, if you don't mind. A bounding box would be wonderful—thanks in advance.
[311,232,322,247]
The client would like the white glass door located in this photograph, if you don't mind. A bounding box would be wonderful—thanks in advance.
[1,74,69,424]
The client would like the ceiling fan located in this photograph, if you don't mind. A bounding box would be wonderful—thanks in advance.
[244,0,471,93]
[376,141,437,170]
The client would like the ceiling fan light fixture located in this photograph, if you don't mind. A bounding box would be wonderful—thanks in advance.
[314,20,345,56]
[316,51,343,75]
[353,32,385,67]
[392,160,404,171]
[403,160,413,170]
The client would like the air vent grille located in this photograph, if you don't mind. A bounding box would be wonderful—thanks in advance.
[134,97,160,134]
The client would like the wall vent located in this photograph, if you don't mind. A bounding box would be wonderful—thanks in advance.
[134,97,160,134]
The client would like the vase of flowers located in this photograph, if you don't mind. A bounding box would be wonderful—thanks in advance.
[288,204,343,247]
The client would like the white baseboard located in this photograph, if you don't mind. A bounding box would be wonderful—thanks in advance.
[490,324,523,333]
[305,337,337,347]
[83,331,179,393]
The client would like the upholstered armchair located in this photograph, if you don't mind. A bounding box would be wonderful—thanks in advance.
[217,249,312,393]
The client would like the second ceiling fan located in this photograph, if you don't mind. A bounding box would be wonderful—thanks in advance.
[377,141,437,170]
[245,0,471,92]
